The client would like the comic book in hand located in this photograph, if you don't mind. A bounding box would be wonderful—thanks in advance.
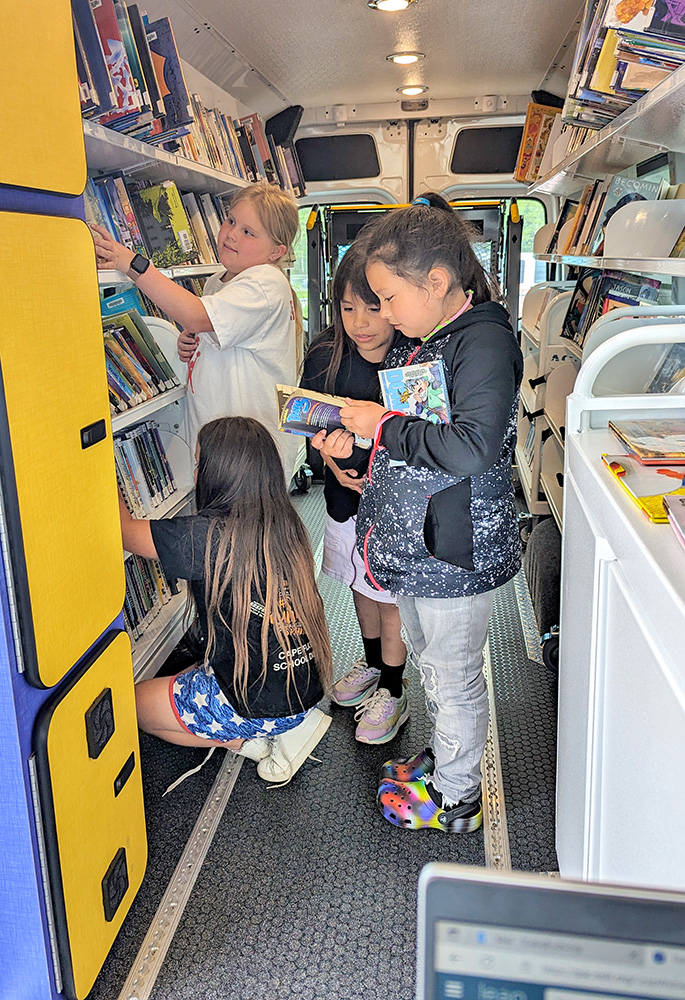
[275,386,371,448]
[601,453,685,521]
[378,359,451,425]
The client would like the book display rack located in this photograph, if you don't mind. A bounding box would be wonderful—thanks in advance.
[517,15,685,891]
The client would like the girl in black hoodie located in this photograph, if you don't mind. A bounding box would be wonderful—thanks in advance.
[340,194,523,833]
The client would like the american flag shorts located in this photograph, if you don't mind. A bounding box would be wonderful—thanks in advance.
[169,664,308,742]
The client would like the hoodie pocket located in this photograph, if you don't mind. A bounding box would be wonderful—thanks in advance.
[424,480,474,570]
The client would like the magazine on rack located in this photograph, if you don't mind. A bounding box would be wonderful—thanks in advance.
[275,385,371,448]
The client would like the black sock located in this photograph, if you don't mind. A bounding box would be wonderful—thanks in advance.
[361,635,382,671]
[377,659,406,698]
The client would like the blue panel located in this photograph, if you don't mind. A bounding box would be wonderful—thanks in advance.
[0,186,85,221]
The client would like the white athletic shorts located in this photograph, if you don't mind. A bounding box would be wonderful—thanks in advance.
[321,514,397,605]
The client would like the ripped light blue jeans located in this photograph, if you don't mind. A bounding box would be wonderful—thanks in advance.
[396,590,495,806]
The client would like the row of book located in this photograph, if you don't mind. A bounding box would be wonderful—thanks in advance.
[85,174,226,269]
[72,0,305,194]
[544,176,685,258]
[103,309,180,414]
[560,267,661,349]
[563,0,685,132]
[115,420,178,518]
[124,551,179,641]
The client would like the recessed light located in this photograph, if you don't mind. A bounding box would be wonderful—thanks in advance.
[368,0,416,11]
[386,51,425,64]
[397,85,428,96]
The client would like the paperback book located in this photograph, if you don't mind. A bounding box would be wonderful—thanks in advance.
[378,359,451,425]
[608,418,685,463]
[601,453,685,521]
[275,385,371,447]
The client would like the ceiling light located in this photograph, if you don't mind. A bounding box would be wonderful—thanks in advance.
[397,85,428,96]
[386,51,425,64]
[368,0,416,11]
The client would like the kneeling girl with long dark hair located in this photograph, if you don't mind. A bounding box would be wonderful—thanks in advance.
[119,416,333,784]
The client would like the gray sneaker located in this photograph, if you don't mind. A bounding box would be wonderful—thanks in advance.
[354,681,409,744]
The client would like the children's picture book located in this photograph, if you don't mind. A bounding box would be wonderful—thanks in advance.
[128,180,199,267]
[601,453,685,521]
[560,268,602,341]
[588,174,660,254]
[145,15,194,128]
[646,343,685,394]
[663,494,685,551]
[546,199,579,253]
[378,359,451,425]
[275,386,371,448]
[609,418,685,463]
[513,103,561,184]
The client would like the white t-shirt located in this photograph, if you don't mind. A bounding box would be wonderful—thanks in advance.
[185,264,300,479]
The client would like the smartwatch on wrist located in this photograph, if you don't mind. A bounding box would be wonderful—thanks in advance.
[128,253,150,277]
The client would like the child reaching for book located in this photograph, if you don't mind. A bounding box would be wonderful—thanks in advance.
[119,416,333,785]
[91,182,301,479]
[340,193,523,833]
[300,242,409,745]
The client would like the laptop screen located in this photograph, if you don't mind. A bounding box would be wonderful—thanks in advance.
[418,865,685,1000]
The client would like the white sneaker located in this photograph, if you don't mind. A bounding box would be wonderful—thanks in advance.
[236,737,271,762]
[257,709,331,785]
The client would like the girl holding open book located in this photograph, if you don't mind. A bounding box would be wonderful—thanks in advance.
[339,194,523,833]
[301,243,410,745]
[91,182,301,479]
[119,416,332,785]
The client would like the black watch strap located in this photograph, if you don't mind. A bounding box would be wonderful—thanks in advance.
[129,253,150,276]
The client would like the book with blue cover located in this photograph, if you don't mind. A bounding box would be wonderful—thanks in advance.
[275,385,371,448]
[378,359,451,425]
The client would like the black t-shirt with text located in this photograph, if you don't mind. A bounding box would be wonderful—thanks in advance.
[150,515,323,718]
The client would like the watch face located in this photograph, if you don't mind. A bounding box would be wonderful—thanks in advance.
[130,254,149,275]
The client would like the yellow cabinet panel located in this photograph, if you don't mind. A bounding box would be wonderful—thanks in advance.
[0,213,125,687]
[0,2,86,194]
[35,630,147,999]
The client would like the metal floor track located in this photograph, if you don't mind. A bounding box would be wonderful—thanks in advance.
[92,484,558,1000]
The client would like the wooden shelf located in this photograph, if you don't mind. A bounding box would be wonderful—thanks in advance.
[529,63,685,197]
[111,385,185,433]
[84,119,250,197]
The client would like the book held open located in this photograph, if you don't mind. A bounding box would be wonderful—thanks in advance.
[275,385,371,448]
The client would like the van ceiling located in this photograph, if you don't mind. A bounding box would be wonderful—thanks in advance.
[139,0,579,116]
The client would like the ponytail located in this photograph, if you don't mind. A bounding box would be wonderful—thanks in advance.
[366,192,497,305]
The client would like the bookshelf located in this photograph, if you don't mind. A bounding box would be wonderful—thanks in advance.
[556,324,685,892]
[84,119,250,197]
[536,254,685,278]
[529,63,685,197]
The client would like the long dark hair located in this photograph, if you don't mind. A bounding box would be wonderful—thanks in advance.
[302,240,384,394]
[362,192,495,305]
[195,416,332,709]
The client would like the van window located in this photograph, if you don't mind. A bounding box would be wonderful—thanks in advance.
[450,127,524,175]
[295,134,381,181]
